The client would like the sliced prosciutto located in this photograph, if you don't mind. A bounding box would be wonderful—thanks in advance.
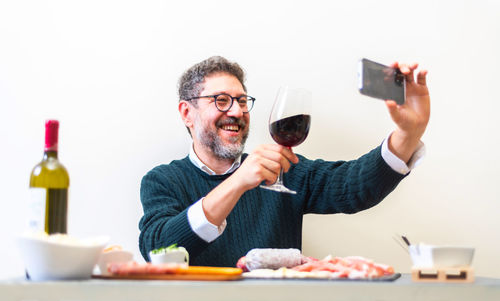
[292,256,394,279]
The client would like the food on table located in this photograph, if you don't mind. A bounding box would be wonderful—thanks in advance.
[291,255,394,279]
[108,261,182,275]
[149,243,189,264]
[237,249,394,279]
[97,245,134,275]
[107,262,242,276]
[236,248,307,272]
[151,243,188,256]
[103,245,123,252]
[24,231,105,247]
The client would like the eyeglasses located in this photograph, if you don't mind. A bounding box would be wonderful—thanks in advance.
[185,93,256,113]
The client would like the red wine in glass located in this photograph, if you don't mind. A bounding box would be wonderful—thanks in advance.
[261,87,312,194]
[270,114,311,147]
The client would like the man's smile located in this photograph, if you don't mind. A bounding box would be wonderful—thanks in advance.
[221,124,240,132]
[216,117,247,137]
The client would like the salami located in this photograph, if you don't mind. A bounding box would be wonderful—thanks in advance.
[238,248,306,271]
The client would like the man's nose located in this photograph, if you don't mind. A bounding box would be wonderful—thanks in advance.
[226,101,244,117]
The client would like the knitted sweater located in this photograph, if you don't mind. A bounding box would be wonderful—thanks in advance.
[138,145,406,267]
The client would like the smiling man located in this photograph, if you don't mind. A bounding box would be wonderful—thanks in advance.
[138,56,430,267]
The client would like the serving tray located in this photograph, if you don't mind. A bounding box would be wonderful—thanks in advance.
[243,273,401,282]
[93,266,243,281]
[93,273,399,282]
[93,274,242,281]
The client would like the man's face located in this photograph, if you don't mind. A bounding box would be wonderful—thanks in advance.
[191,73,250,160]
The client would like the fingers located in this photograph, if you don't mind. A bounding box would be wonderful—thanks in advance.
[417,69,428,85]
[259,144,298,164]
[237,144,299,188]
[385,99,397,112]
[258,157,282,184]
[385,100,402,124]
[256,144,297,172]
[392,61,426,86]
[282,146,299,165]
[399,62,418,84]
[236,154,280,188]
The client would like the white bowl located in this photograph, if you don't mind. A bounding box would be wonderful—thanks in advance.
[432,246,474,268]
[149,250,188,264]
[97,250,134,275]
[409,245,474,268]
[17,234,109,281]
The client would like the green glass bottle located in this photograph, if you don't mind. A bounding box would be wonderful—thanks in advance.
[29,120,69,234]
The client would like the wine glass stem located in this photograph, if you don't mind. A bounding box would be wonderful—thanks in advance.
[276,146,291,185]
[276,168,284,186]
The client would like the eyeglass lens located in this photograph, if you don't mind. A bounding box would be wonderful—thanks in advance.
[215,95,253,112]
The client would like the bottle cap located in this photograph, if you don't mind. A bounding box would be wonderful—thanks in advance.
[44,120,59,152]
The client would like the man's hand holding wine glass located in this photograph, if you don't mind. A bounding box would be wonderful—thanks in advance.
[232,144,299,190]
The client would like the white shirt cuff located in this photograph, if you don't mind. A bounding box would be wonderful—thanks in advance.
[187,198,227,243]
[381,133,426,175]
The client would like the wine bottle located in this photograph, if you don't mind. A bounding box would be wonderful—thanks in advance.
[29,120,69,234]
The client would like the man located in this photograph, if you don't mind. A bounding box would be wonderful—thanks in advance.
[139,56,430,266]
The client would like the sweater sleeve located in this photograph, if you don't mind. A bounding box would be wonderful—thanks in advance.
[289,145,407,214]
[138,168,209,261]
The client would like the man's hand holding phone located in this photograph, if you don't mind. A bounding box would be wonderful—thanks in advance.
[384,62,430,164]
[358,59,430,164]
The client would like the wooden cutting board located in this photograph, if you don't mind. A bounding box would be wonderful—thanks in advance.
[93,266,243,281]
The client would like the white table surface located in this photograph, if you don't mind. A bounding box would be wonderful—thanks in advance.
[1,274,500,301]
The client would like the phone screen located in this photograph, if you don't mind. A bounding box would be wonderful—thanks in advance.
[358,58,405,105]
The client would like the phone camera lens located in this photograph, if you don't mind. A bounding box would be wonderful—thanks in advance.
[395,73,404,86]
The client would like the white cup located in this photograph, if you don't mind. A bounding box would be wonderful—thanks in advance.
[149,250,188,264]
[409,244,433,268]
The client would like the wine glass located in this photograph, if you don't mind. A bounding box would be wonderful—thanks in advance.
[260,86,312,194]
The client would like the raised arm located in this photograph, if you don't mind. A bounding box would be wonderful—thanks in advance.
[385,62,430,163]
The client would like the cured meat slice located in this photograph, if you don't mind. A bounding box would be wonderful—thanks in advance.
[107,262,182,275]
[236,256,248,272]
[107,262,242,277]
[291,256,394,279]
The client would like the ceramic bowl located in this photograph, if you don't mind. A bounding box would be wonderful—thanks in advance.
[149,250,188,264]
[409,244,474,268]
[17,233,108,281]
[431,246,475,268]
[97,249,134,275]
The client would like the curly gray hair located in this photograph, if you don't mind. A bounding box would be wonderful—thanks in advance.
[178,56,247,103]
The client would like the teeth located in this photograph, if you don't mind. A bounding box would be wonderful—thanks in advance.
[222,125,239,131]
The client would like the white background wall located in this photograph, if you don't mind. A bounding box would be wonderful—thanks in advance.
[1,0,499,279]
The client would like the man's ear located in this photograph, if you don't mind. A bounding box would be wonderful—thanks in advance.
[179,101,194,128]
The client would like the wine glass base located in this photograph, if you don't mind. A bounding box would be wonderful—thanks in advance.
[260,184,297,194]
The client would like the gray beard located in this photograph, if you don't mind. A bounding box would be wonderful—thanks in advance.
[195,119,249,161]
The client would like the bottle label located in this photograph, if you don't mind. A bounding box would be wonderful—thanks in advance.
[46,189,68,234]
[29,188,46,232]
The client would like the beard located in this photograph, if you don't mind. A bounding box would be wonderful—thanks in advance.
[194,116,249,160]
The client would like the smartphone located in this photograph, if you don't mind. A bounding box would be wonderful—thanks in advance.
[358,58,405,105]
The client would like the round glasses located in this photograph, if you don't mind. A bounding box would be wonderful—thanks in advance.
[185,93,255,113]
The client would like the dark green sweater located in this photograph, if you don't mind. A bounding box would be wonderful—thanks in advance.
[139,146,406,267]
